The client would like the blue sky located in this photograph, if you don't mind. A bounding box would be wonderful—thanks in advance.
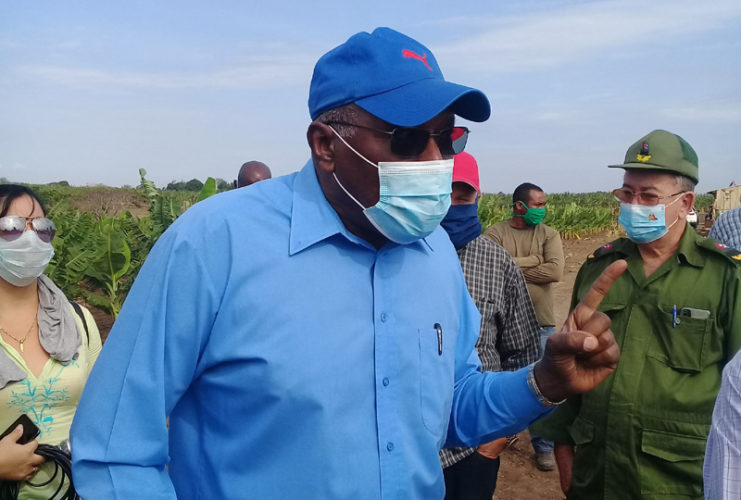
[1,0,739,194]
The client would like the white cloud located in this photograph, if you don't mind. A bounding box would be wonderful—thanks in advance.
[659,102,741,123]
[435,0,741,74]
[14,48,318,91]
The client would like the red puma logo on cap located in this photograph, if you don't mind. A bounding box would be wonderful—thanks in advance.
[402,49,432,71]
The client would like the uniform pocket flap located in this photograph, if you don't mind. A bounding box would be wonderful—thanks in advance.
[566,417,595,446]
[641,429,706,462]
[597,302,627,314]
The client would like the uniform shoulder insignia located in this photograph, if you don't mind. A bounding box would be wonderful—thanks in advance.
[701,239,741,263]
[586,239,623,262]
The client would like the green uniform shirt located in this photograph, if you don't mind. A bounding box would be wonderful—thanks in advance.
[532,226,741,499]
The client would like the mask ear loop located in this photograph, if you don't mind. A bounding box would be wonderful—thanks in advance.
[665,191,688,230]
[332,172,367,211]
[326,125,379,170]
[326,124,380,211]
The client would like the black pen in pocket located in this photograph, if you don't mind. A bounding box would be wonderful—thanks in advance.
[434,323,442,355]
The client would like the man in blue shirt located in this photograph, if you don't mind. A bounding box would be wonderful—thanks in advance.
[71,27,626,499]
[709,205,741,249]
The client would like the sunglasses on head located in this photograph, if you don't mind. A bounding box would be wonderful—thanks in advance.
[327,121,469,157]
[0,216,56,243]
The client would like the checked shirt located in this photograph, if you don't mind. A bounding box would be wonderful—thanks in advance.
[704,349,741,500]
[709,206,741,250]
[440,235,540,469]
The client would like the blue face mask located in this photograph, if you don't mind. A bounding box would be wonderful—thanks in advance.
[441,202,481,249]
[618,197,681,244]
[330,126,453,245]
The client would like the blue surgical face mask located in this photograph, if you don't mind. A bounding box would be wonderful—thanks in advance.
[329,126,453,245]
[441,202,481,249]
[618,196,682,244]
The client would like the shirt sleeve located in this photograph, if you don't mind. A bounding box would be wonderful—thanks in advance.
[704,350,741,500]
[521,227,564,285]
[708,212,728,243]
[497,261,540,371]
[82,306,103,376]
[71,218,225,499]
[445,290,553,448]
[483,225,503,246]
[514,255,542,268]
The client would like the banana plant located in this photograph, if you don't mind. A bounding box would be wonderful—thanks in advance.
[139,168,217,240]
[76,217,132,318]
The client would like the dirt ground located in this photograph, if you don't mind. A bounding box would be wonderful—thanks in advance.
[493,230,617,500]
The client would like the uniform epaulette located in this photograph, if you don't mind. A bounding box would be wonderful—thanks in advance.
[699,238,741,264]
[586,239,624,262]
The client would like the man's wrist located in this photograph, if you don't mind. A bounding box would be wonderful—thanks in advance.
[528,363,567,407]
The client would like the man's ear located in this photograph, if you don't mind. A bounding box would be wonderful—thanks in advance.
[307,122,336,174]
[679,191,696,216]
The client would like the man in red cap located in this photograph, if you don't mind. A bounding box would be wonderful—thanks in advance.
[440,152,540,499]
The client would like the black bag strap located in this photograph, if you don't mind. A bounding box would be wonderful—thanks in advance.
[69,301,89,342]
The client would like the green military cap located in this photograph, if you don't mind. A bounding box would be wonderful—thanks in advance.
[608,129,699,183]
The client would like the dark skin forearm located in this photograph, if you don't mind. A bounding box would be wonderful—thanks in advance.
[554,443,574,494]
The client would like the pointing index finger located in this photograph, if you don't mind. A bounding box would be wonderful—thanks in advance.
[578,259,628,313]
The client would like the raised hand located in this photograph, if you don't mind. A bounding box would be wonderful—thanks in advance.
[534,259,628,402]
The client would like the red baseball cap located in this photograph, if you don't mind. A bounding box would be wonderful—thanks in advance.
[453,152,481,194]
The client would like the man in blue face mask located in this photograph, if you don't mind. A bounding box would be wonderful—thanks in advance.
[72,27,628,500]
[533,129,741,499]
[439,152,540,499]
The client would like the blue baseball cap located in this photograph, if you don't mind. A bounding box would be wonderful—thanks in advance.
[309,27,491,127]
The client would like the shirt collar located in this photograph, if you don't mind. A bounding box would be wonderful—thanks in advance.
[289,160,434,255]
[677,224,705,268]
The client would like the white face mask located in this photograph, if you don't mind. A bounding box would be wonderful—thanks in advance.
[0,230,55,287]
[329,126,453,245]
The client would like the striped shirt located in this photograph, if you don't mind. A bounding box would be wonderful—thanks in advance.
[709,206,741,250]
[704,349,741,499]
[440,235,540,469]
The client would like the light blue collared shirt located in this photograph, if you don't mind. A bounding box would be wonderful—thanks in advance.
[705,349,741,500]
[71,161,550,499]
[709,206,741,250]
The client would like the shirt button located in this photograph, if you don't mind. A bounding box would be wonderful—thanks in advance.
[380,313,387,322]
[386,442,394,452]
[382,377,389,387]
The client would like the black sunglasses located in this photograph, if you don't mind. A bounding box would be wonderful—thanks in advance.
[326,121,469,157]
[0,216,57,243]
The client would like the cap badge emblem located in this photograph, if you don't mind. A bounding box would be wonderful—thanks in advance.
[402,49,432,71]
[637,141,651,162]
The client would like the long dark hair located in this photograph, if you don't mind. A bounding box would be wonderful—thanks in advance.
[0,185,48,217]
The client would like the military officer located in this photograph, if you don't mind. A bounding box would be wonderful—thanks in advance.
[532,129,741,499]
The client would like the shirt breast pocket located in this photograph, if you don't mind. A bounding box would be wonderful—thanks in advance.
[646,304,712,373]
[419,323,456,436]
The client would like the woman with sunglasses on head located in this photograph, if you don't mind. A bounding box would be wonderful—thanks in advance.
[0,184,102,499]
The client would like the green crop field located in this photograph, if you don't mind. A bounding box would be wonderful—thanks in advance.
[479,191,714,240]
[11,175,714,320]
